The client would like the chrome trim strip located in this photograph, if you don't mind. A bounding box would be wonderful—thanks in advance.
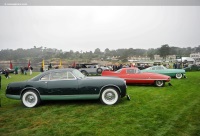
[99,84,122,94]
[6,94,20,100]
[124,78,169,81]
[40,94,99,100]
[20,87,41,97]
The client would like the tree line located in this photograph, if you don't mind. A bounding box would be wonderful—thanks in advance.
[0,45,200,63]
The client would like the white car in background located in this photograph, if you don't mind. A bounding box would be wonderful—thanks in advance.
[76,63,110,76]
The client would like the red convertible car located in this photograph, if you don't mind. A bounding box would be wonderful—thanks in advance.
[102,67,171,87]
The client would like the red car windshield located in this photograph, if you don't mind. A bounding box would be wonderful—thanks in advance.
[115,68,141,74]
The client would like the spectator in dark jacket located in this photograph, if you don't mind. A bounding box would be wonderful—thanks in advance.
[5,69,10,79]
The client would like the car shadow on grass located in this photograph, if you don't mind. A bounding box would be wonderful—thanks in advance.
[126,83,173,87]
[40,99,101,107]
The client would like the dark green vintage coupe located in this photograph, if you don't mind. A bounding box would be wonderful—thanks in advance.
[6,69,129,108]
[184,64,200,71]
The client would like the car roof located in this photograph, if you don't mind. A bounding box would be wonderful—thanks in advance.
[29,68,77,81]
[121,67,139,70]
[43,68,75,73]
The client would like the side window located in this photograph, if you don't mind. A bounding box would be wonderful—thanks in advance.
[61,72,68,79]
[127,69,135,74]
[50,72,63,80]
[115,69,122,73]
[156,67,162,70]
[67,72,76,79]
[50,71,76,80]
[40,74,50,81]
[155,67,161,70]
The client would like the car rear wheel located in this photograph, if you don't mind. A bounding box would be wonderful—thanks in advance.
[100,87,119,105]
[176,73,182,79]
[97,68,103,74]
[22,90,40,108]
[155,80,165,87]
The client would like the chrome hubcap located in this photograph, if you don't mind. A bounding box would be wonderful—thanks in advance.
[26,94,35,103]
[157,81,163,86]
[105,92,115,101]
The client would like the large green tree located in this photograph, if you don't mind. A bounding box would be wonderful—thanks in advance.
[159,44,170,60]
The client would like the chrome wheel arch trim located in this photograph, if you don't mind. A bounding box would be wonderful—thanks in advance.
[20,87,40,98]
[99,84,122,96]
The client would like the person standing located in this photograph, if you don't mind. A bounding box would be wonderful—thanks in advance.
[29,66,33,75]
[20,67,24,74]
[14,66,18,74]
[5,69,10,79]
[24,67,28,75]
[40,66,43,72]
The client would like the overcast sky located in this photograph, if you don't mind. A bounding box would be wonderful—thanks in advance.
[0,6,200,52]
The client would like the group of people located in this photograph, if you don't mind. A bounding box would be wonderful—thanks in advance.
[173,63,188,69]
[4,66,33,79]
[21,66,33,75]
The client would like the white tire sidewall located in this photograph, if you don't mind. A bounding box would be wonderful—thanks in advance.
[155,80,164,87]
[176,73,182,79]
[22,91,38,108]
[101,88,118,105]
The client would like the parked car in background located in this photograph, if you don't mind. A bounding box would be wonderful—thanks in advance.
[5,68,15,73]
[0,68,15,74]
[6,68,129,108]
[135,62,152,70]
[75,63,110,76]
[184,64,200,71]
[102,67,171,87]
[141,65,186,79]
[0,68,4,74]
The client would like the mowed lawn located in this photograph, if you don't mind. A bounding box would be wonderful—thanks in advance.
[0,72,200,136]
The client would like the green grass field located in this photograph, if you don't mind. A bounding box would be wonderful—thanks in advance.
[0,72,200,136]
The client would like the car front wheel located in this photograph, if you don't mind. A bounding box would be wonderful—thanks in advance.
[22,90,40,108]
[176,73,182,79]
[100,88,119,105]
[155,80,165,87]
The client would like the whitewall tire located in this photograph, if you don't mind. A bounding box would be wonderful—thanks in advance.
[22,90,40,108]
[155,80,165,87]
[100,88,119,105]
[176,73,182,79]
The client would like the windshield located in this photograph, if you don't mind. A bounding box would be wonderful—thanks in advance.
[136,69,141,73]
[161,66,167,69]
[147,66,167,70]
[188,64,193,67]
[126,68,141,74]
[115,69,122,73]
[72,69,85,79]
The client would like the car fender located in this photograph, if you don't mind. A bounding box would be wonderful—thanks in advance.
[99,84,122,96]
[20,87,41,99]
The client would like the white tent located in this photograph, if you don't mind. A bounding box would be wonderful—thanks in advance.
[176,57,195,64]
